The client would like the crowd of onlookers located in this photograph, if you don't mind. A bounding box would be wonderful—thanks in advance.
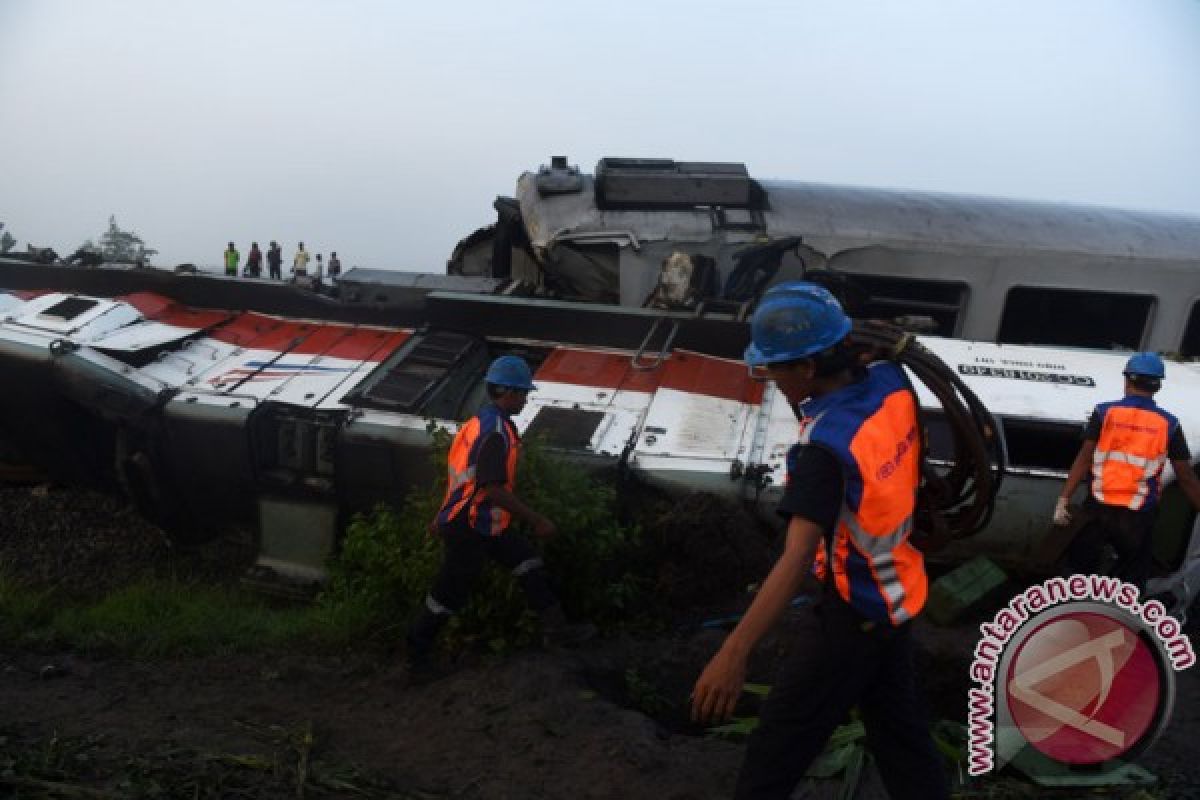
[223,241,342,284]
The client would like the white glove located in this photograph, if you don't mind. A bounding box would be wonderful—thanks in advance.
[1053,497,1072,527]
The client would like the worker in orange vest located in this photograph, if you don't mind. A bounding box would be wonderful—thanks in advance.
[691,282,947,799]
[404,355,594,673]
[1054,352,1200,588]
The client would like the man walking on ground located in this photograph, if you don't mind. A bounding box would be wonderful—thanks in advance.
[293,242,310,277]
[691,282,947,799]
[1054,352,1200,589]
[405,355,594,671]
[223,242,239,277]
[267,241,282,280]
[328,251,342,280]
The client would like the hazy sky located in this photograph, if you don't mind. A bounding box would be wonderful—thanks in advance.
[2,0,1199,271]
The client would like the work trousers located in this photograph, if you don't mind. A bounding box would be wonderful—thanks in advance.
[268,262,281,280]
[429,520,556,616]
[1064,503,1156,590]
[735,597,948,800]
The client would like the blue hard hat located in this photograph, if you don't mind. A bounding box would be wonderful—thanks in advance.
[485,355,537,391]
[1124,351,1165,380]
[744,281,853,367]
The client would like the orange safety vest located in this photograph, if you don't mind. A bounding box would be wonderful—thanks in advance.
[798,362,927,625]
[1089,396,1176,511]
[435,404,521,536]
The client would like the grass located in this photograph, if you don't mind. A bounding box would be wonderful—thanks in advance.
[0,576,55,641]
[0,575,388,657]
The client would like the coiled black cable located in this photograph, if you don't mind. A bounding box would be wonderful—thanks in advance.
[848,319,1006,547]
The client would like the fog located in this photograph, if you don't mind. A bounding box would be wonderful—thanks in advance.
[2,0,1199,271]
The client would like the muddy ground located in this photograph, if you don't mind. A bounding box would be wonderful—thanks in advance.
[1,486,1197,799]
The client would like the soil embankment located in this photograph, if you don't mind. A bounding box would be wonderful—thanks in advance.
[1,486,1197,798]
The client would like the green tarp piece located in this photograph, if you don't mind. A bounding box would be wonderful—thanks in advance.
[925,556,1008,625]
[1009,747,1157,788]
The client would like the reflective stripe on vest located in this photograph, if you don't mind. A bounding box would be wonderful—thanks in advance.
[435,406,521,536]
[1090,399,1173,511]
[800,362,927,625]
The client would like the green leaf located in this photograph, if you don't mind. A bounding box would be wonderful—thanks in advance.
[707,717,759,737]
[807,743,854,778]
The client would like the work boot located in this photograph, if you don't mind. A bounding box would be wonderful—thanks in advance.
[404,605,448,668]
[538,604,597,648]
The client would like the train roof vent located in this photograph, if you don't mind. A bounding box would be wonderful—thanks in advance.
[536,156,584,195]
[412,331,478,367]
[344,330,482,412]
[39,296,99,321]
[595,158,757,209]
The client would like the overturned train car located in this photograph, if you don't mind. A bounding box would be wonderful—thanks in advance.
[0,277,1198,613]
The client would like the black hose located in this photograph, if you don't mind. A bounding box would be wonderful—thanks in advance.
[847,319,1006,547]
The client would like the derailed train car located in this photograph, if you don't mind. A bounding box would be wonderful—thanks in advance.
[451,157,1200,356]
[4,156,1200,612]
[0,280,1198,618]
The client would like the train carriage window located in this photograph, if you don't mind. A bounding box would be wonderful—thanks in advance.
[922,410,955,462]
[39,297,98,320]
[998,287,1153,350]
[999,417,1082,473]
[1182,301,1200,358]
[839,274,967,337]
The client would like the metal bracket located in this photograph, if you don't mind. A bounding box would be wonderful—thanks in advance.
[630,317,679,371]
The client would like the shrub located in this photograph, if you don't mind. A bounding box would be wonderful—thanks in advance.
[322,424,645,655]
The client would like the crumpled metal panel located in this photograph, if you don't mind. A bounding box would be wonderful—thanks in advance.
[516,172,714,251]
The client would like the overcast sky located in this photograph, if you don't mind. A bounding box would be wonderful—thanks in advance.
[2,0,1199,271]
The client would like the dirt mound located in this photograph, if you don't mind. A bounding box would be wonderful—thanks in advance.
[0,486,255,598]
[0,644,742,799]
[642,492,775,615]
[4,484,1199,798]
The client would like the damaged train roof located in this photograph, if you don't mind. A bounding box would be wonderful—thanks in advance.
[513,157,1200,260]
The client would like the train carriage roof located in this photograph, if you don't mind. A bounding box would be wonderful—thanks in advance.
[516,168,1200,262]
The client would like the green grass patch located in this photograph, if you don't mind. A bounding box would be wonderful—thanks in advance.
[0,576,384,657]
[51,581,364,656]
[0,575,56,641]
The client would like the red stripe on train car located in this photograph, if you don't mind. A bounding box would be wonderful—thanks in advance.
[534,349,664,394]
[658,351,765,405]
[535,348,762,404]
[119,292,232,331]
[278,324,355,357]
[218,320,408,358]
[208,312,289,346]
[241,320,324,352]
[323,329,411,362]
